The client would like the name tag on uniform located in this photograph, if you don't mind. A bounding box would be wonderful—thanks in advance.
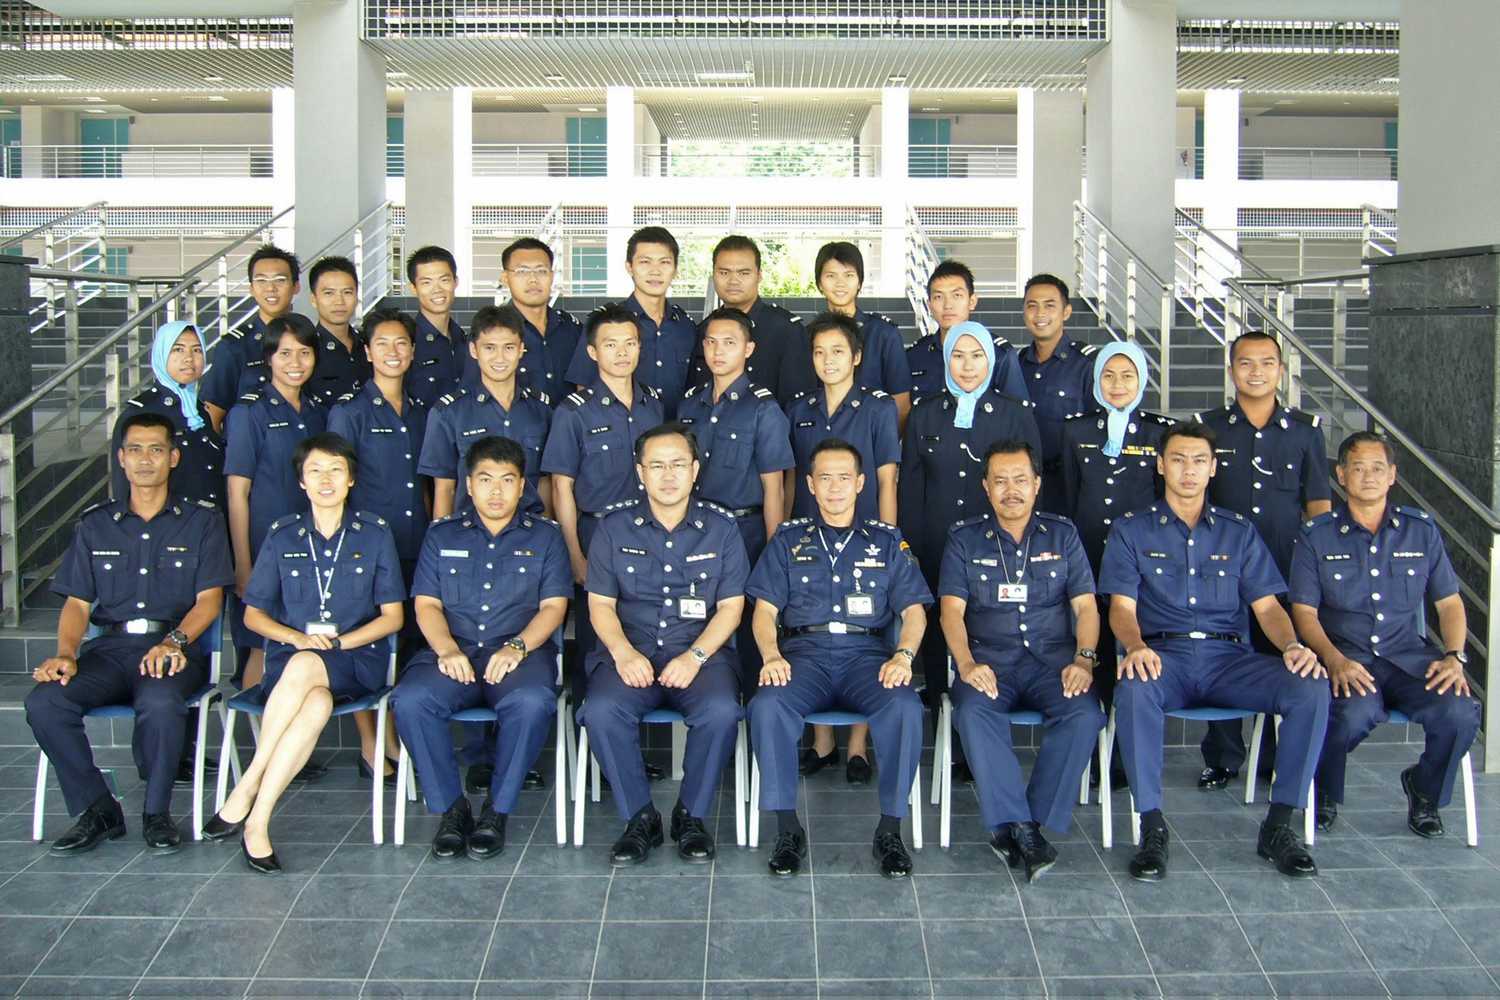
[846,593,874,617]
[685,552,717,563]
[305,622,339,637]
[370,427,393,434]
[440,549,469,558]
[621,546,648,556]
[997,584,1029,603]
[679,597,707,620]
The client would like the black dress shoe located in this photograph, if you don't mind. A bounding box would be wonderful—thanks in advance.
[1315,791,1339,832]
[142,813,182,854]
[768,829,807,877]
[1197,766,1238,790]
[798,747,837,776]
[1401,766,1445,838]
[873,829,913,877]
[290,760,327,784]
[1257,820,1318,878]
[467,803,507,860]
[610,809,664,866]
[671,807,716,864]
[522,769,546,790]
[1129,826,1170,881]
[49,798,126,856]
[846,755,872,786]
[202,811,245,842]
[644,760,667,782]
[357,755,398,787]
[1007,821,1058,883]
[989,827,1018,867]
[431,798,474,860]
[465,764,494,795]
[951,758,974,784]
[173,758,195,785]
[241,836,282,875]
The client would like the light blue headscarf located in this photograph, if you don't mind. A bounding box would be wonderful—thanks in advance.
[1091,340,1150,457]
[942,321,996,429]
[151,320,207,431]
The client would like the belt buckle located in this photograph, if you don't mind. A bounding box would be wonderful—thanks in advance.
[125,618,149,635]
[828,622,848,635]
[1187,630,1208,640]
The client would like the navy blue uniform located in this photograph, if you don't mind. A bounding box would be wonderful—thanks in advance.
[1290,505,1479,808]
[419,384,552,517]
[393,512,572,814]
[787,386,900,523]
[223,387,328,559]
[565,296,697,419]
[327,381,430,568]
[747,517,932,817]
[780,309,913,406]
[906,331,1028,405]
[109,383,225,509]
[1019,339,1098,515]
[306,324,372,407]
[409,313,471,408]
[582,499,748,820]
[517,306,583,406]
[26,498,233,816]
[242,510,405,699]
[940,512,1103,832]
[690,299,805,403]
[1097,502,1331,814]
[199,316,269,413]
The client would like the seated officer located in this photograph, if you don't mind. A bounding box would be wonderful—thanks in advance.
[939,440,1104,881]
[747,438,932,878]
[394,436,571,860]
[582,423,748,866]
[1100,422,1331,881]
[1289,432,1480,837]
[26,412,232,855]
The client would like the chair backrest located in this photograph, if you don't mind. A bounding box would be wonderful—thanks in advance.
[196,609,225,685]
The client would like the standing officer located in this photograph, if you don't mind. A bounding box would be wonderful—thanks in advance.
[701,235,805,401]
[582,424,748,865]
[305,256,373,407]
[498,237,582,406]
[1099,422,1330,881]
[1017,274,1097,515]
[26,412,232,855]
[393,436,571,860]
[200,244,300,431]
[939,440,1103,880]
[1289,431,1480,837]
[1196,331,1332,789]
[406,245,471,408]
[748,438,932,878]
[906,261,1027,406]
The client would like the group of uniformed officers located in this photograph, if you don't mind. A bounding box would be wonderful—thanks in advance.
[25,226,1480,888]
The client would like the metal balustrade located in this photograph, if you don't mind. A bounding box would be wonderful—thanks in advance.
[903,205,940,339]
[1363,203,1398,258]
[1238,146,1397,182]
[908,145,1016,179]
[473,143,607,178]
[635,143,877,178]
[3,145,274,179]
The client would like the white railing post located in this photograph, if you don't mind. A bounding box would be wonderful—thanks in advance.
[0,432,16,627]
[1223,287,1242,402]
[353,224,367,318]
[1159,287,1173,413]
[43,230,56,327]
[217,256,229,345]
[126,284,142,386]
[103,352,122,451]
[1073,203,1085,300]
[1125,258,1138,342]
[1096,230,1108,324]
[1192,226,1206,326]
[1361,205,1373,262]
[63,283,81,450]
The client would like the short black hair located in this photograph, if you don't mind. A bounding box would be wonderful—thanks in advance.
[1229,330,1283,363]
[713,235,761,270]
[247,244,300,284]
[586,302,642,346]
[809,437,863,474]
[118,411,176,444]
[471,304,526,341]
[627,226,679,263]
[1160,421,1217,453]
[1024,273,1069,303]
[1338,430,1395,466]
[701,306,754,343]
[806,311,863,355]
[261,314,319,365]
[293,431,358,482]
[983,439,1041,476]
[927,260,975,295]
[361,307,415,343]
[308,255,358,292]
[815,241,865,287]
[405,245,458,284]
[466,435,526,477]
[634,421,699,464]
[501,237,555,269]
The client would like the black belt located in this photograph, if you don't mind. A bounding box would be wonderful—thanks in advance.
[783,623,873,637]
[1143,631,1241,643]
[102,619,172,637]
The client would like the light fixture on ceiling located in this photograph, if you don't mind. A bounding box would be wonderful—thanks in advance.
[696,70,754,82]
[85,108,107,114]
[493,95,514,101]
[204,75,225,83]
[1226,77,1247,85]
[1274,98,1298,105]
[386,70,408,79]
[11,74,72,83]
[1379,76,1399,83]
[578,106,598,112]
[544,73,565,83]
[920,107,941,112]
[887,74,907,84]
[83,95,104,103]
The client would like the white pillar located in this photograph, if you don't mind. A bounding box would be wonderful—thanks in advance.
[270,88,295,237]
[1017,89,1084,284]
[878,87,910,297]
[404,88,475,288]
[1201,89,1240,254]
[1084,0,1177,281]
[19,106,74,178]
[605,85,636,297]
[1398,0,1500,253]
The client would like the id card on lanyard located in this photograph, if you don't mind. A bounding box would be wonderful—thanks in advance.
[820,527,874,618]
[305,526,346,634]
[997,529,1030,604]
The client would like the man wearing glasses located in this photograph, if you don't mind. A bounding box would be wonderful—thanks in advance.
[200,245,301,432]
[499,237,583,408]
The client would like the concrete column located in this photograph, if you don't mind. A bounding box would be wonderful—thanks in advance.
[270,88,295,234]
[605,86,636,297]
[1017,89,1084,284]
[878,87,910,297]
[1084,0,1177,280]
[1200,89,1240,253]
[404,88,475,287]
[19,107,74,178]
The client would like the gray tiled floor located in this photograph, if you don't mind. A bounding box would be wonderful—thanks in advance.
[0,743,1496,998]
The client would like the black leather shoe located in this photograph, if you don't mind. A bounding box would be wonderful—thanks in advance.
[1129,826,1170,881]
[988,826,1018,867]
[610,809,664,866]
[951,758,974,784]
[1401,766,1445,838]
[1008,821,1058,883]
[202,810,245,842]
[49,798,126,856]
[670,806,715,863]
[142,813,181,854]
[241,835,282,875]
[1315,790,1339,832]
[173,758,195,785]
[1197,766,1238,790]
[357,755,398,787]
[1257,820,1318,878]
[644,760,667,782]
[798,747,837,776]
[290,760,327,784]
[846,755,872,786]
[873,829,913,878]
[522,769,545,790]
[467,802,507,860]
[465,764,494,795]
[431,797,474,860]
[768,829,807,877]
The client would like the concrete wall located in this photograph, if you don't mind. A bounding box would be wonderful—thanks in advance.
[472,112,568,144]
[946,113,1017,145]
[127,112,272,146]
[1241,114,1393,148]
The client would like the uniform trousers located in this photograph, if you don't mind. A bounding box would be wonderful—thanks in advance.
[1201,612,1280,773]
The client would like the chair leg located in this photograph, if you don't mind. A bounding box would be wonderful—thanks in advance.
[910,764,923,851]
[930,699,946,807]
[590,750,601,804]
[1305,776,1316,846]
[671,720,687,781]
[248,713,261,745]
[192,695,213,841]
[939,696,952,849]
[1100,710,1115,850]
[564,706,577,803]
[217,700,243,784]
[1461,752,1478,848]
[749,756,761,849]
[572,727,589,848]
[394,741,411,847]
[372,699,388,845]
[32,752,48,843]
[215,708,237,812]
[554,693,568,846]
[1129,791,1140,847]
[1245,714,1266,805]
[734,719,747,848]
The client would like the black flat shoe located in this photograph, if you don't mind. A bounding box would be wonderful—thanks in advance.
[610,809,664,866]
[464,764,494,795]
[1402,766,1445,839]
[1129,826,1170,881]
[671,807,716,864]
[290,760,327,784]
[846,755,872,786]
[989,827,1018,867]
[1315,791,1339,832]
[872,829,913,878]
[49,798,126,856]
[357,755,398,787]
[522,769,546,790]
[1008,821,1058,883]
[1197,766,1238,790]
[202,811,246,842]
[768,829,807,877]
[241,836,282,875]
[1257,820,1317,878]
[467,803,507,860]
[142,813,182,854]
[431,798,474,860]
[798,747,837,776]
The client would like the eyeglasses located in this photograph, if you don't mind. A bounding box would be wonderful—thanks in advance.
[251,275,291,288]
[507,266,552,279]
[643,460,693,474]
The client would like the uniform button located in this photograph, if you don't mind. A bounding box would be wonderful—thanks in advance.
[405,453,412,460]
[407,482,414,489]
[137,601,146,609]
[664,599,672,606]
[1154,568,1162,574]
[1018,606,1026,612]
[1370,545,1378,553]
[141,532,150,540]
[1188,569,1195,575]
[405,511,412,517]
[486,563,493,569]
[1371,569,1380,577]
[1252,506,1261,514]
[481,605,489,612]
[1255,431,1263,439]
[175,560,183,568]
[1189,597,1197,604]
[833,605,842,613]
[1253,482,1262,490]
[602,444,609,451]
[1104,498,1112,505]
[1333,573,1342,581]
[1103,518,1111,525]
[1371,635,1380,643]
[1106,478,1115,486]
[1407,569,1416,576]
[980,574,988,582]
[957,499,964,506]
[666,541,673,549]
[1372,592,1381,601]
[801,576,809,583]
[139,567,148,575]
[664,565,673,573]
[479,624,486,631]
[1187,540,1194,547]
[518,567,526,573]
[958,471,965,478]
[1376,612,1384,621]
[484,583,492,590]
[626,566,635,573]
[656,360,663,366]
[1019,624,1027,632]
[833,575,841,583]
[103,563,112,570]
[1023,640,1030,647]
[659,621,667,627]
[662,586,670,593]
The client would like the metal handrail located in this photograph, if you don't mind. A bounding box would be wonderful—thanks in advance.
[0,202,106,251]
[27,266,174,287]
[1237,269,1369,289]
[1076,202,1173,290]
[1174,208,1277,282]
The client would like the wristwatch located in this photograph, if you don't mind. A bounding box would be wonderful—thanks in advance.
[1075,648,1098,663]
[505,636,528,656]
[688,646,709,664]
[330,637,342,651]
[1445,649,1469,665]
[165,628,189,649]
[895,647,917,662]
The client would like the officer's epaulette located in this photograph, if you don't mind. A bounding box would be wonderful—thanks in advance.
[752,386,774,400]
[126,396,146,408]
[669,304,690,320]
[1063,409,1096,422]
[644,384,662,399]
[1078,343,1099,356]
[225,327,246,341]
[268,512,303,533]
[788,311,804,323]
[695,499,736,521]
[602,497,640,513]
[1301,510,1337,532]
[528,387,552,407]
[1035,510,1073,527]
[434,388,467,408]
[527,513,560,528]
[868,388,890,399]
[238,392,262,404]
[953,514,989,529]
[790,390,811,403]
[992,335,1012,349]
[1394,504,1430,521]
[334,391,357,405]
[1208,504,1246,523]
[562,389,591,409]
[79,498,116,519]
[430,512,464,527]
[862,518,900,534]
[1285,407,1320,428]
[354,510,389,530]
[557,307,578,324]
[874,313,894,325]
[776,517,813,534]
[1140,410,1175,425]
[192,498,217,511]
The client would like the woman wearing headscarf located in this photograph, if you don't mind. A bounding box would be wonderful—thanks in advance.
[109,320,224,508]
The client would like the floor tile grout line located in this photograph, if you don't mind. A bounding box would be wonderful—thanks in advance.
[1387,854,1500,994]
[586,851,616,1000]
[358,816,430,995]
[903,848,935,1000]
[1078,825,1160,998]
[1002,844,1050,999]
[471,778,541,1000]
[1309,868,1395,997]
[15,840,141,995]
[1193,857,1292,1000]
[803,777,821,1000]
[129,825,234,995]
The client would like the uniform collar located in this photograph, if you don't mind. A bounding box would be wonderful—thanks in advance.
[315,322,361,354]
[708,372,752,403]
[819,382,865,413]
[1020,337,1075,364]
[1152,500,1217,531]
[1332,501,1402,536]
[416,312,464,341]
[460,510,533,540]
[639,502,702,535]
[265,382,301,409]
[1227,398,1287,429]
[360,378,414,409]
[986,510,1048,546]
[588,376,650,408]
[623,293,678,327]
[812,514,866,538]
[114,495,186,522]
[474,381,526,407]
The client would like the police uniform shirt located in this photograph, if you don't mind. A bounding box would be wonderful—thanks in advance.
[906,331,1030,405]
[306,323,373,407]
[787,385,901,523]
[418,384,552,517]
[740,299,804,402]
[410,313,471,409]
[1288,503,1459,678]
[746,516,932,653]
[539,378,664,515]
[243,510,406,637]
[677,374,795,511]
[586,498,749,660]
[1197,401,1331,575]
[564,295,697,419]
[109,384,225,509]
[53,497,235,625]
[517,306,583,407]
[1060,410,1173,571]
[938,511,1094,662]
[327,381,430,564]
[779,310,913,405]
[1097,501,1285,638]
[222,386,328,556]
[412,510,572,648]
[199,315,269,412]
[1019,339,1098,477]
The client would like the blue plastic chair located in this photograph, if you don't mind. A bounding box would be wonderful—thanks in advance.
[32,614,229,843]
[1384,708,1479,847]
